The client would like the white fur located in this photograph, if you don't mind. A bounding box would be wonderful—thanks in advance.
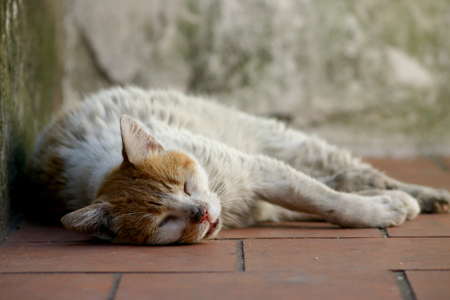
[35,86,422,229]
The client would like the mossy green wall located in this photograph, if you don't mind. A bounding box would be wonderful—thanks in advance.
[0,0,63,240]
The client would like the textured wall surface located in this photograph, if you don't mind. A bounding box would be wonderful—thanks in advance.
[1,0,449,239]
[65,0,450,157]
[0,0,63,240]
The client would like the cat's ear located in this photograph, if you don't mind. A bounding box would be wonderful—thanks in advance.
[60,202,117,241]
[120,115,164,165]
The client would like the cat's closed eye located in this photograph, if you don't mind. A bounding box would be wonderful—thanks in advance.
[183,181,190,196]
[159,215,178,227]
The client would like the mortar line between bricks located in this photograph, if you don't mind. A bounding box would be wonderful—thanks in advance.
[235,240,245,272]
[108,273,122,300]
[380,228,389,238]
[214,237,389,240]
[393,271,417,300]
[215,236,450,240]
[391,269,450,272]
[385,236,450,239]
[0,271,239,275]
[1,269,450,275]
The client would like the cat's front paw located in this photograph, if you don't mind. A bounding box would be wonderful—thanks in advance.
[357,189,420,221]
[328,194,416,228]
[359,195,408,228]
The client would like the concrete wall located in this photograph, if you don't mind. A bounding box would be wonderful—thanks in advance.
[0,0,63,240]
[65,0,450,157]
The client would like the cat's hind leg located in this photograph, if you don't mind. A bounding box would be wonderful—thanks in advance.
[262,129,365,178]
[390,182,449,213]
[259,125,449,214]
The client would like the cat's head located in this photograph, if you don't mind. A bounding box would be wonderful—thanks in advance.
[61,115,222,245]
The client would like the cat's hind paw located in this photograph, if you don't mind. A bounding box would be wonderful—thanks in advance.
[416,188,450,213]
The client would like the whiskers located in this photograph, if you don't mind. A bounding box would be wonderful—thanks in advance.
[220,198,250,205]
[209,168,263,206]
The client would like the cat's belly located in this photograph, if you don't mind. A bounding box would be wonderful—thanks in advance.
[219,199,278,228]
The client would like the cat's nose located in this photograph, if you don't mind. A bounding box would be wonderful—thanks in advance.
[191,205,208,223]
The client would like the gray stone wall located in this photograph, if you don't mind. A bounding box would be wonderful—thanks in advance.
[1,0,449,239]
[65,0,450,157]
[0,0,63,240]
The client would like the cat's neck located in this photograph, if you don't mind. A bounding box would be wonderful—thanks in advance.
[87,157,122,199]
[61,137,123,207]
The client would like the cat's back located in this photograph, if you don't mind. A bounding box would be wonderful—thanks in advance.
[52,87,233,137]
[48,86,266,152]
[30,86,251,176]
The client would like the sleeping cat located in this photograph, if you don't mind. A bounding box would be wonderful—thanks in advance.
[27,86,450,244]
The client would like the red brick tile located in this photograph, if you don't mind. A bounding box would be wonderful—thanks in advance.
[5,220,92,243]
[217,222,382,239]
[365,157,439,174]
[0,274,115,300]
[0,240,236,273]
[442,156,450,169]
[387,214,450,237]
[406,271,450,300]
[116,271,402,300]
[402,173,450,192]
[365,157,450,191]
[244,238,450,271]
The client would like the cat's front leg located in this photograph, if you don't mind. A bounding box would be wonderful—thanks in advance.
[320,192,419,228]
[322,168,450,213]
[251,155,419,228]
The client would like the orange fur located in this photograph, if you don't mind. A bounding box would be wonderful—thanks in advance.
[30,112,221,244]
[81,151,205,244]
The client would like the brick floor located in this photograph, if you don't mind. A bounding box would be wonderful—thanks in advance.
[387,214,450,237]
[0,274,115,300]
[244,238,450,271]
[116,271,401,300]
[0,157,449,300]
[217,221,383,239]
[406,271,450,300]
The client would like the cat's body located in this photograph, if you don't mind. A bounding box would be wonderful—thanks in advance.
[28,87,449,244]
